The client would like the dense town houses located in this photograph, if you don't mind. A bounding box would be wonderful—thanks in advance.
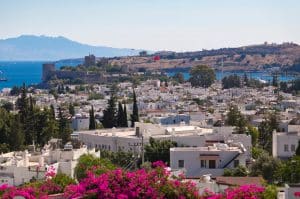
[0,72,300,197]
[0,139,98,186]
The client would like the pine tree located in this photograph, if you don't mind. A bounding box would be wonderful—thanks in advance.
[123,104,128,127]
[69,103,75,116]
[130,90,139,127]
[89,105,96,130]
[102,94,117,128]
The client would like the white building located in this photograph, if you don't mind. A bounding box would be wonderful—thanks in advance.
[170,143,248,177]
[0,141,98,186]
[272,125,300,159]
[152,114,190,125]
[77,123,251,157]
[71,114,90,131]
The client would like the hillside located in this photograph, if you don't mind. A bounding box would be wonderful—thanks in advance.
[110,42,300,71]
[0,35,141,61]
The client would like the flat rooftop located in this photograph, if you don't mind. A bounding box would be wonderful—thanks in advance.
[170,145,241,152]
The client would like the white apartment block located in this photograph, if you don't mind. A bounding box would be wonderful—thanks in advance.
[170,143,248,177]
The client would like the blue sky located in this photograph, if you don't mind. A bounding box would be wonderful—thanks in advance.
[0,0,299,51]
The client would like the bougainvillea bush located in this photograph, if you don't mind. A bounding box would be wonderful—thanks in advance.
[0,173,75,199]
[0,160,269,199]
[65,161,199,199]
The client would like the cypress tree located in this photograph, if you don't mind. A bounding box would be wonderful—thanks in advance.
[296,140,300,156]
[58,107,71,145]
[26,95,37,145]
[102,93,117,128]
[50,104,55,119]
[130,90,139,127]
[18,83,28,124]
[9,115,24,151]
[117,102,124,127]
[89,105,96,130]
[69,103,75,116]
[123,104,128,127]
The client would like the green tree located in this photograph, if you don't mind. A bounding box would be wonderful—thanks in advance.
[8,115,24,151]
[0,108,13,150]
[222,74,242,89]
[123,104,128,127]
[258,113,279,154]
[1,101,14,112]
[101,150,135,168]
[69,103,75,116]
[280,82,288,92]
[226,105,247,134]
[144,137,177,164]
[17,83,30,143]
[296,140,300,156]
[10,86,21,96]
[89,105,96,130]
[223,165,248,177]
[130,90,139,127]
[74,154,115,181]
[102,94,117,128]
[42,108,59,143]
[50,104,55,119]
[272,75,278,87]
[243,73,249,86]
[173,72,185,84]
[251,147,266,159]
[51,173,76,191]
[58,107,72,145]
[247,125,259,147]
[262,185,277,199]
[277,156,300,183]
[250,151,281,183]
[117,102,124,127]
[189,65,215,88]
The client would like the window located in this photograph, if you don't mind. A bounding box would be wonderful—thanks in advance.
[284,144,289,152]
[201,160,206,168]
[234,160,239,168]
[178,160,184,168]
[208,160,216,169]
[291,145,296,152]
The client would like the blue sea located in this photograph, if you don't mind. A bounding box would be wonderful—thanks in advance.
[0,61,81,90]
[0,61,298,90]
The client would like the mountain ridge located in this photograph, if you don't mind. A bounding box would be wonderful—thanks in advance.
[0,35,143,61]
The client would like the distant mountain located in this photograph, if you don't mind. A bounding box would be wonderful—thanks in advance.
[0,35,142,61]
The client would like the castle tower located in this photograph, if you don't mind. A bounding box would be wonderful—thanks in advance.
[42,63,55,82]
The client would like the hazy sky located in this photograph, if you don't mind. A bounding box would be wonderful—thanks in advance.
[0,0,299,51]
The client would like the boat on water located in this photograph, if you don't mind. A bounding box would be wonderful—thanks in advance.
[0,70,8,81]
